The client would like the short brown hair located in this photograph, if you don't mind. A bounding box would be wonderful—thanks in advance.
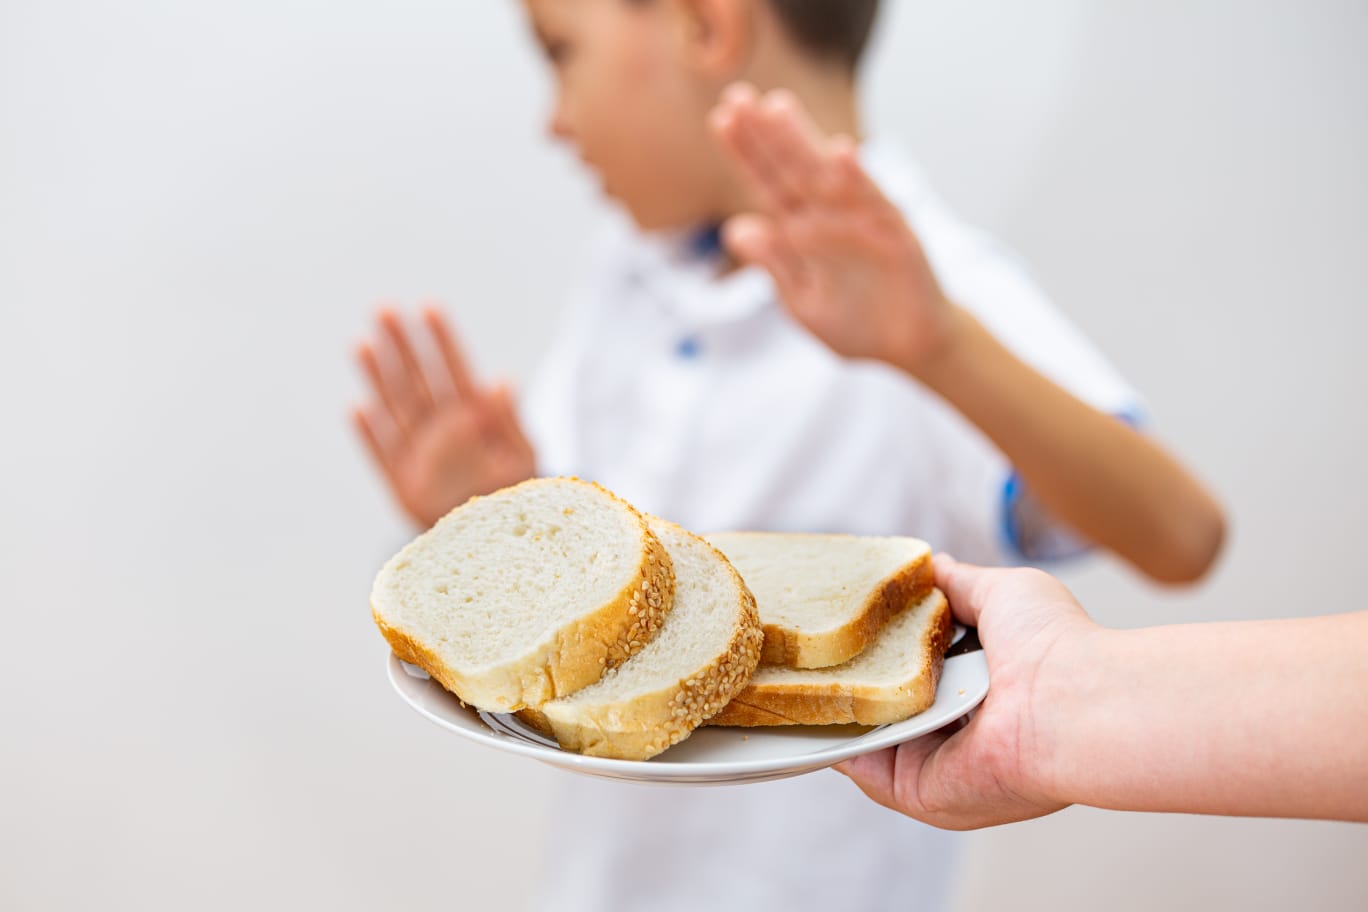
[627,0,881,71]
[766,0,881,70]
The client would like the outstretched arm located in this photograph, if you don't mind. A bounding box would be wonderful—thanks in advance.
[710,83,1224,583]
[835,557,1368,828]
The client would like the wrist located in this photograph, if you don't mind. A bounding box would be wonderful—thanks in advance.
[1026,620,1122,809]
[892,302,978,388]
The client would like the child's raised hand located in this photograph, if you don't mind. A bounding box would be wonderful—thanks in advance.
[710,83,959,373]
[352,307,536,529]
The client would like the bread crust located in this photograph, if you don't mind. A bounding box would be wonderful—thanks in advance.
[519,522,765,760]
[371,477,676,712]
[709,532,933,669]
[707,589,954,727]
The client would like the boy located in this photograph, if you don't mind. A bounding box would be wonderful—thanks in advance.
[353,2,1224,909]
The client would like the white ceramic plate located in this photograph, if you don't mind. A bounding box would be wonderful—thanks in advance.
[386,626,989,786]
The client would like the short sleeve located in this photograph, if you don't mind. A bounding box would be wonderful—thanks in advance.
[907,191,1147,564]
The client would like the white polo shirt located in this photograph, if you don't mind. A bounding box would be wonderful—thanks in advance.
[522,141,1141,912]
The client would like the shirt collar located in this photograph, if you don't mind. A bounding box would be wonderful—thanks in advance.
[620,222,776,327]
[616,139,929,328]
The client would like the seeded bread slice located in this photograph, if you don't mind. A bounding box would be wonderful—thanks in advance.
[707,588,954,727]
[519,517,764,760]
[371,477,675,712]
[703,532,933,669]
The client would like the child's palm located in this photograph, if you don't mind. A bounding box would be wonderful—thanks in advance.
[353,308,535,529]
[713,86,953,368]
[388,393,534,527]
[764,187,947,365]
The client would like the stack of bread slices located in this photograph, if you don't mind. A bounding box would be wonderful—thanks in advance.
[371,477,953,761]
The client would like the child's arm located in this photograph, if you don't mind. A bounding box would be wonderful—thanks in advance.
[835,557,1368,828]
[352,307,536,529]
[711,84,1224,584]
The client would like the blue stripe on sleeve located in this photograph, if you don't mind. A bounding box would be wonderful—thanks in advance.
[999,407,1145,563]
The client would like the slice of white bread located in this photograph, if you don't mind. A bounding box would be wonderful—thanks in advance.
[519,517,765,761]
[707,588,954,727]
[703,532,933,669]
[371,477,675,712]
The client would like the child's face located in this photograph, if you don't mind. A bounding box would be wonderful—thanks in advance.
[523,0,732,230]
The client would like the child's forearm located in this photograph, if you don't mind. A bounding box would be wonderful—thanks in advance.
[906,307,1225,583]
[1034,611,1368,821]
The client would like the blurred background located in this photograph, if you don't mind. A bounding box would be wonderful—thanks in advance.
[2,1,1366,908]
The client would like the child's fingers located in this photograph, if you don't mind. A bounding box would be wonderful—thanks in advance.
[732,104,804,210]
[379,309,436,412]
[709,85,755,171]
[356,341,416,440]
[820,136,885,207]
[367,311,431,433]
[711,84,793,213]
[713,111,783,213]
[757,89,826,202]
[424,307,478,403]
[352,406,396,480]
[723,214,805,303]
[712,80,759,124]
[490,384,535,463]
[485,383,517,442]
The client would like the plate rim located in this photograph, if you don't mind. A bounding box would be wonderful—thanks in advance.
[386,641,988,783]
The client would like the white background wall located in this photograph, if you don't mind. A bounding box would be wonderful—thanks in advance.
[2,1,1365,908]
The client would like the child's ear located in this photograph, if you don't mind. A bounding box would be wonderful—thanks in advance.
[669,0,752,78]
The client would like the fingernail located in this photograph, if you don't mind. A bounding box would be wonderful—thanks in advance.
[722,81,755,104]
[764,88,795,112]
